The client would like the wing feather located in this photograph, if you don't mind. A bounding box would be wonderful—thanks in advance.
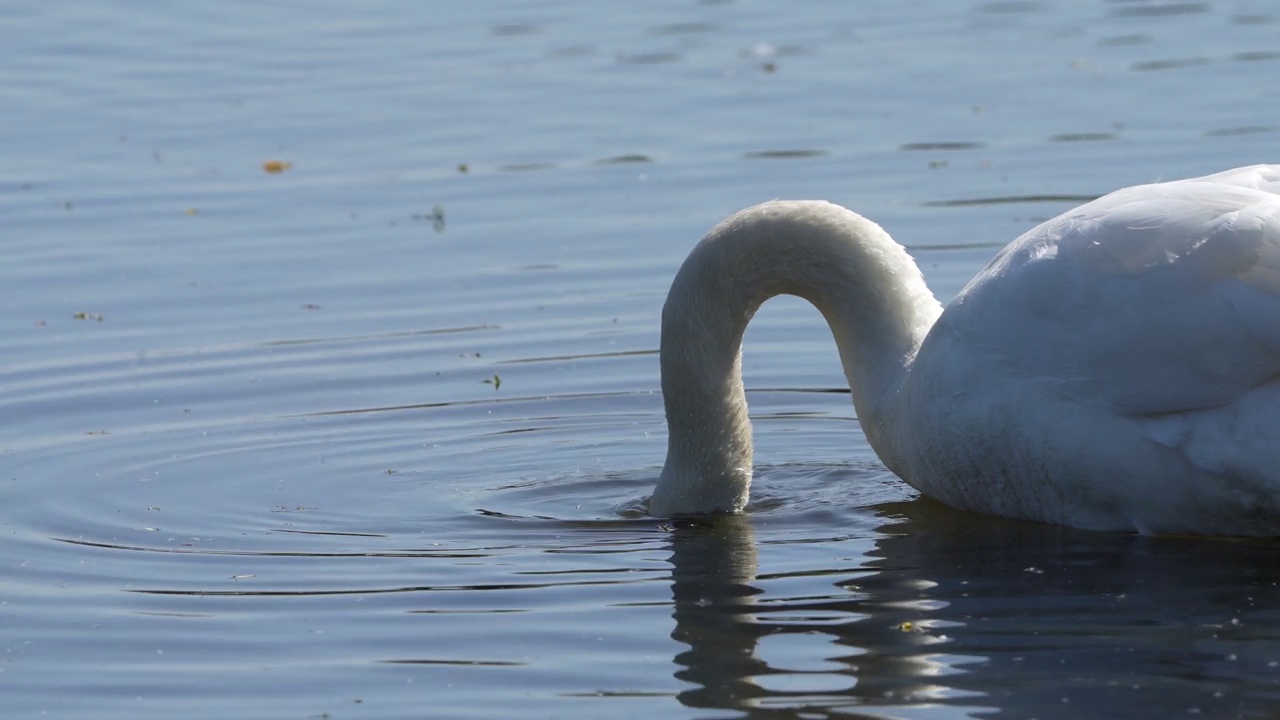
[943,166,1280,415]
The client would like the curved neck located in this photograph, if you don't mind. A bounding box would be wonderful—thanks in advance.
[650,200,942,515]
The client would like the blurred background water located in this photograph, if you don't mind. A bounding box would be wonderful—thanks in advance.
[2,1,1278,718]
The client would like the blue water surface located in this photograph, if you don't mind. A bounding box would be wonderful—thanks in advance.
[2,1,1279,718]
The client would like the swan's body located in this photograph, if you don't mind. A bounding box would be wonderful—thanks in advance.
[650,165,1280,535]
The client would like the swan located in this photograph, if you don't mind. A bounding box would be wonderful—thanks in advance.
[649,165,1280,535]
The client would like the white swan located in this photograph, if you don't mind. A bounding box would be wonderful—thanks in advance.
[650,165,1280,535]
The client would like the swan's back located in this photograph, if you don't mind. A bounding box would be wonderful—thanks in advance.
[902,165,1280,534]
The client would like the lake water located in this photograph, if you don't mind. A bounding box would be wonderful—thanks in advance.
[3,1,1279,718]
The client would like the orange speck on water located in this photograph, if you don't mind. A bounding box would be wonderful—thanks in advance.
[262,160,293,173]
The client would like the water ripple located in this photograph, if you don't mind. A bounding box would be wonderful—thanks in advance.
[923,194,1099,208]
[899,142,986,152]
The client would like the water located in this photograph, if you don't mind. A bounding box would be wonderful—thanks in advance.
[2,1,1279,717]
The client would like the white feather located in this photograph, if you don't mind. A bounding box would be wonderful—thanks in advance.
[651,165,1280,535]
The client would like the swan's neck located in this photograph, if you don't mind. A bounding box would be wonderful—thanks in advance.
[650,200,942,515]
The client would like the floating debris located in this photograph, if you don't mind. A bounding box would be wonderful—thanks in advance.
[73,311,104,322]
[483,373,502,389]
[413,204,446,232]
[262,159,293,173]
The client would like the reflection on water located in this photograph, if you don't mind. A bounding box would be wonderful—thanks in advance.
[663,505,1280,718]
[667,517,766,711]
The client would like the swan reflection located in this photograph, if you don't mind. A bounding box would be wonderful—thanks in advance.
[664,500,1280,718]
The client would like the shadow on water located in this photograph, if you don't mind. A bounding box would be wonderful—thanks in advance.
[664,504,1280,719]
